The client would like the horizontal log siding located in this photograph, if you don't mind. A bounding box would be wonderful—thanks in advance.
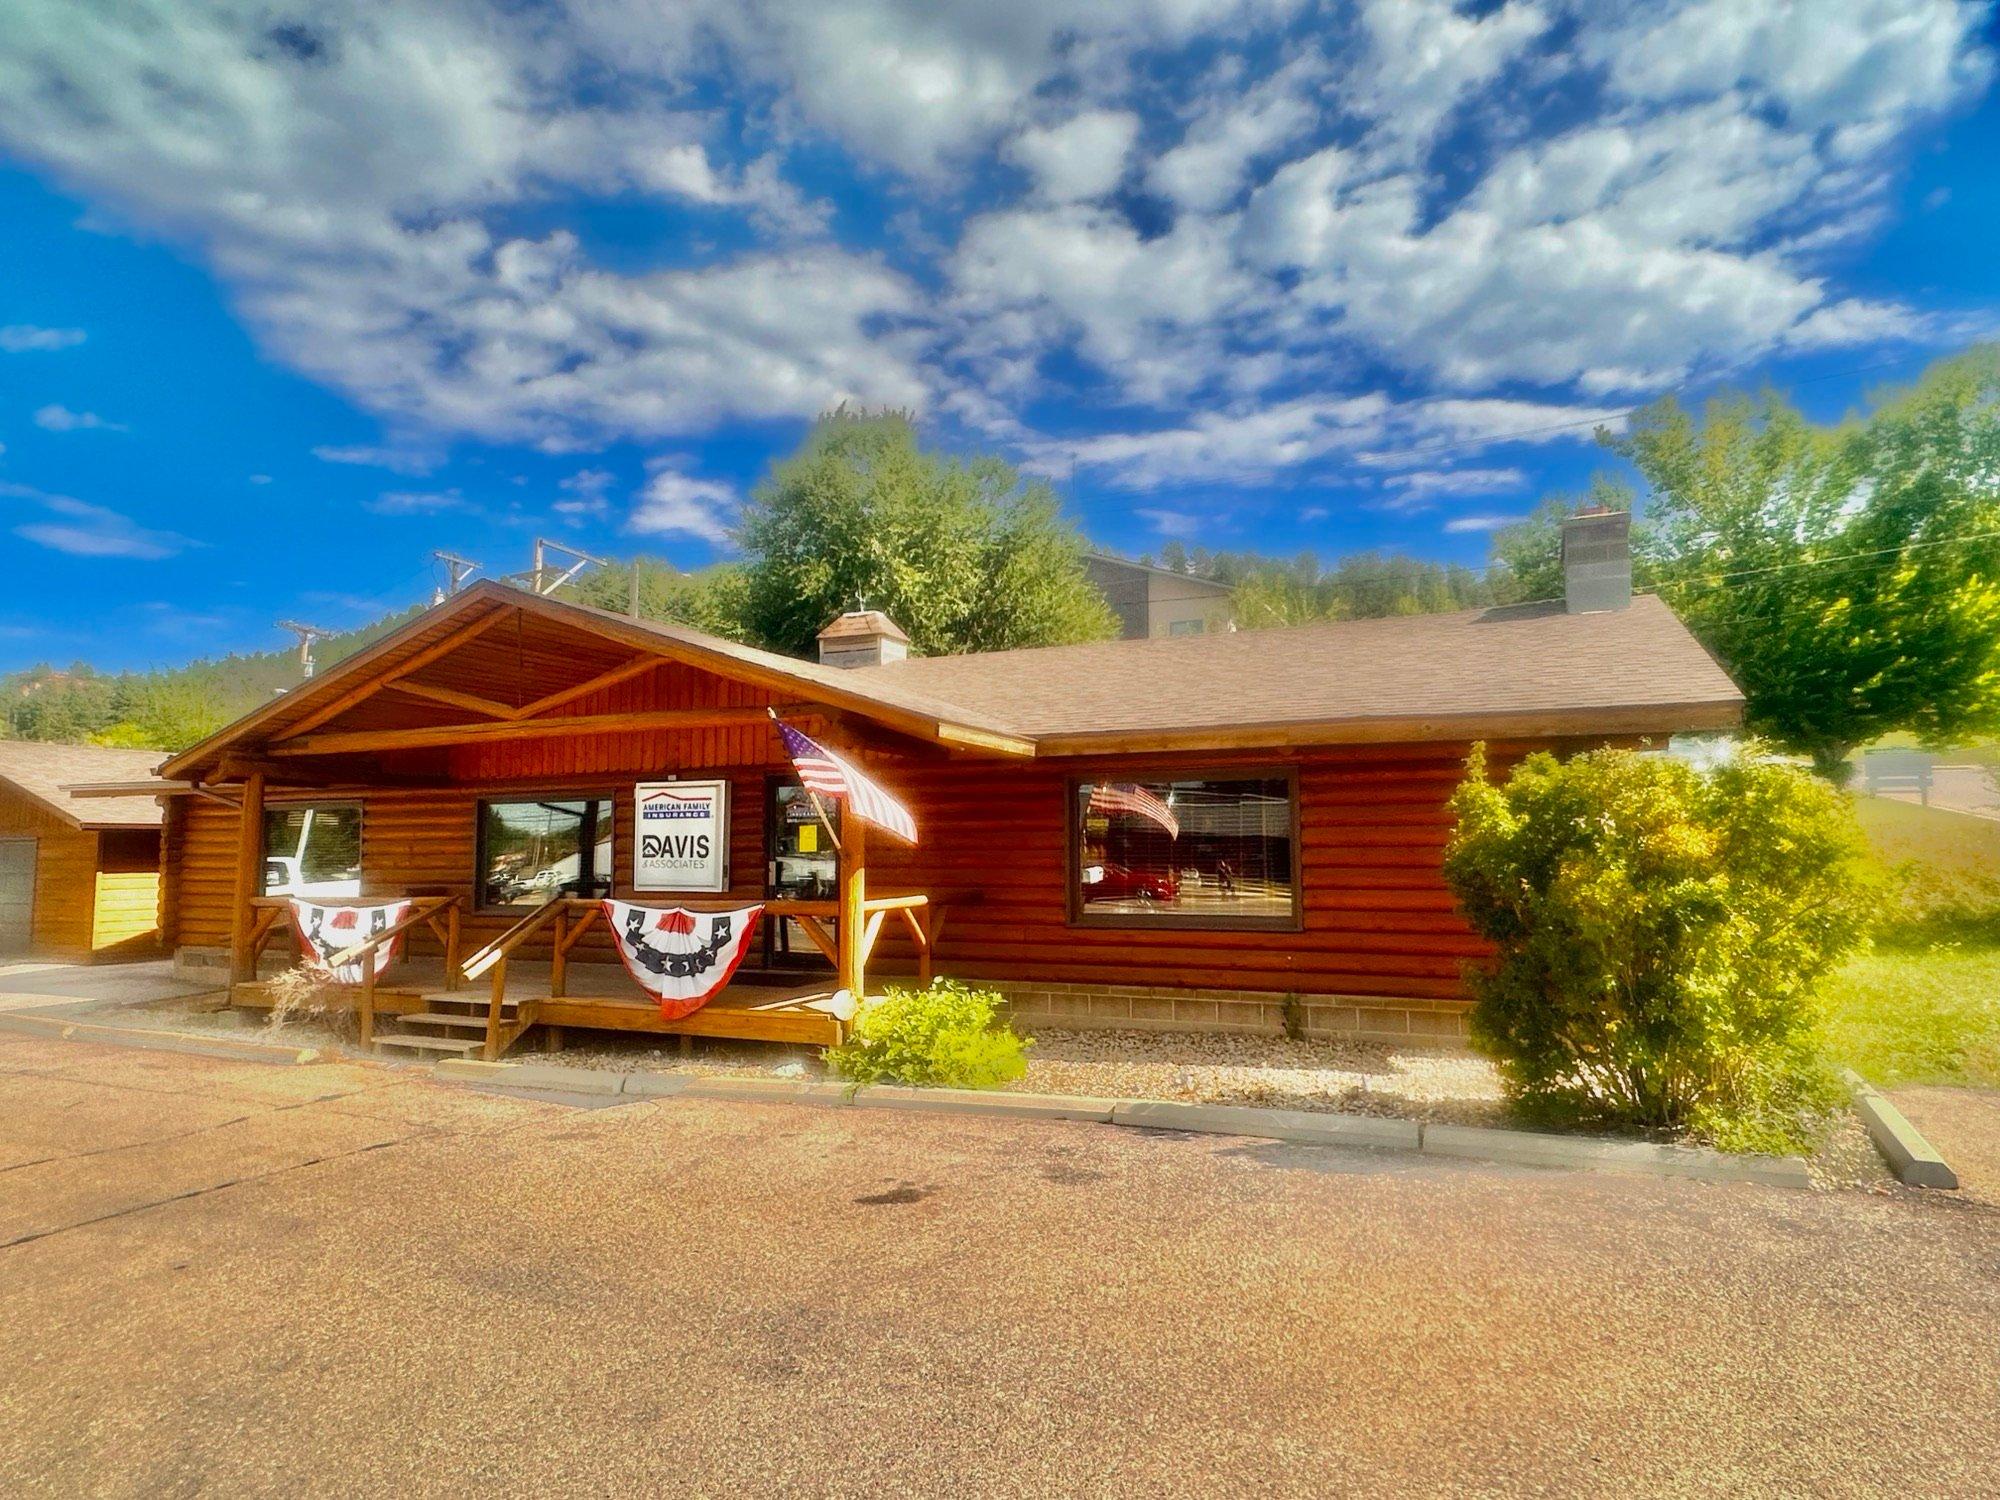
[164,653,1533,1003]
[865,742,1515,1001]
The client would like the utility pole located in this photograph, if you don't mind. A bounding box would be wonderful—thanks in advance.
[432,550,481,603]
[527,538,605,596]
[275,621,333,679]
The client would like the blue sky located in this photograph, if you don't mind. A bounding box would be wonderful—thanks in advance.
[1,0,1996,671]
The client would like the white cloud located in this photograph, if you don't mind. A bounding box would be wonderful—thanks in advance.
[0,0,1985,487]
[1342,0,1550,160]
[952,205,1255,403]
[1,480,192,558]
[1136,507,1198,534]
[311,443,442,475]
[555,467,616,519]
[248,473,274,485]
[1785,298,1928,349]
[0,324,85,352]
[1005,111,1141,203]
[366,489,472,515]
[32,403,125,432]
[1442,512,1525,533]
[1040,394,1615,490]
[1148,54,1323,211]
[631,459,737,545]
[1383,466,1527,498]
[1583,0,1992,143]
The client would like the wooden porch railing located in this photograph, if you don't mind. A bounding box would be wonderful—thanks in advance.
[241,894,463,1047]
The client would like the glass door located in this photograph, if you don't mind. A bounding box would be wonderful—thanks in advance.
[765,778,839,969]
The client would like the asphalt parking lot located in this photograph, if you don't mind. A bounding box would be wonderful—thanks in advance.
[3,1031,1997,1497]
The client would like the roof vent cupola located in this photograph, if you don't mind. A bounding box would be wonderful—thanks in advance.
[816,609,911,669]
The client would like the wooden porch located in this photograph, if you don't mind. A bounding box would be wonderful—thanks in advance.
[232,877,948,1061]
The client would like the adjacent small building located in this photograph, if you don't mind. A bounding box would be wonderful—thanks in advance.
[0,742,165,959]
[1085,553,1235,639]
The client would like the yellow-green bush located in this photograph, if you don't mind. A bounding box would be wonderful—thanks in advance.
[826,979,1030,1090]
[1443,745,1869,1149]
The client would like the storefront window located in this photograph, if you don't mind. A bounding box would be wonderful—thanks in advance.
[261,803,363,898]
[1072,773,1296,927]
[478,799,613,908]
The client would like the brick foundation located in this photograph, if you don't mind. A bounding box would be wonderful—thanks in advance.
[990,980,1469,1045]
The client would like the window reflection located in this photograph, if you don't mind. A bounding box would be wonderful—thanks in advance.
[1075,776,1293,923]
[479,799,611,908]
[261,804,363,898]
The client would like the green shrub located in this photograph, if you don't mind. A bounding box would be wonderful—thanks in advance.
[825,979,1031,1090]
[1443,745,1869,1149]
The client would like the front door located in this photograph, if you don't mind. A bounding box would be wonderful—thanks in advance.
[764,778,839,969]
[0,838,35,954]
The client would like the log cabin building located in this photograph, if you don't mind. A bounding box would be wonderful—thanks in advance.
[120,510,1740,1059]
[0,742,165,959]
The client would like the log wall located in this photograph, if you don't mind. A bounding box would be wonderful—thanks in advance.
[165,725,1524,1003]
[0,791,160,957]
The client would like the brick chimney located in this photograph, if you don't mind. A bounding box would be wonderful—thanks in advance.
[816,609,910,668]
[1561,507,1632,613]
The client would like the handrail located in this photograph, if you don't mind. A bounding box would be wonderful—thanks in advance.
[459,895,568,982]
[320,895,458,972]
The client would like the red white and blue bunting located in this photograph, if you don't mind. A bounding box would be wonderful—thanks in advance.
[602,900,764,1020]
[290,899,412,986]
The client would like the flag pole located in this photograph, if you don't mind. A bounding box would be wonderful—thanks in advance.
[767,707,842,854]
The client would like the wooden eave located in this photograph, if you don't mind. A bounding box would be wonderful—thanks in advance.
[1028,698,1746,758]
[158,583,1035,782]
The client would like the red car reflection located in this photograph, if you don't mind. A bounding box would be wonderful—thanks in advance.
[1081,860,1179,903]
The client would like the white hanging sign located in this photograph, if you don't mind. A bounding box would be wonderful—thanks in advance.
[632,780,729,892]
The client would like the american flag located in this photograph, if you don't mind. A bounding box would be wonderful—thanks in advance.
[774,719,919,844]
[1088,783,1180,839]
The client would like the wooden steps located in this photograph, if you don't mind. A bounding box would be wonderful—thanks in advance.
[370,1032,483,1056]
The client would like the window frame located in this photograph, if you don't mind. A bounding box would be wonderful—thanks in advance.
[473,792,617,914]
[1064,764,1303,933]
[258,799,365,897]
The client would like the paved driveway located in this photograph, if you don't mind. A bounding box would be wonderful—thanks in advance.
[3,1033,1997,1497]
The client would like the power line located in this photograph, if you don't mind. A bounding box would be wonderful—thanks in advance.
[1661,528,2000,590]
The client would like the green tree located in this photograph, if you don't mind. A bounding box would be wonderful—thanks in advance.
[92,677,234,751]
[1490,348,2000,777]
[563,558,752,639]
[736,409,1116,656]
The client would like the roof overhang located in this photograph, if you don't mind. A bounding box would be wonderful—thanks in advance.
[160,582,1035,783]
[1029,699,1746,758]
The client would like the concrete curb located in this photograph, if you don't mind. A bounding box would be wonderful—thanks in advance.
[1843,1069,1959,1189]
[434,1058,626,1096]
[856,1086,1118,1123]
[1113,1099,1421,1151]
[1421,1122,1811,1188]
[0,1010,321,1066]
[423,1058,1807,1189]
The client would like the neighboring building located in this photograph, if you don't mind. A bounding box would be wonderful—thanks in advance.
[1084,553,1235,639]
[141,510,1740,1051]
[0,742,165,958]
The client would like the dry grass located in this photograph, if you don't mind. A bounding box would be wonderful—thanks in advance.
[260,963,356,1040]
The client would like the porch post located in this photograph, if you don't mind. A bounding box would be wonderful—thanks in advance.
[228,771,266,985]
[837,813,868,999]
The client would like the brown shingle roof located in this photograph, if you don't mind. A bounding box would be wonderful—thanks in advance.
[0,742,166,828]
[837,594,1743,750]
[161,584,1742,777]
